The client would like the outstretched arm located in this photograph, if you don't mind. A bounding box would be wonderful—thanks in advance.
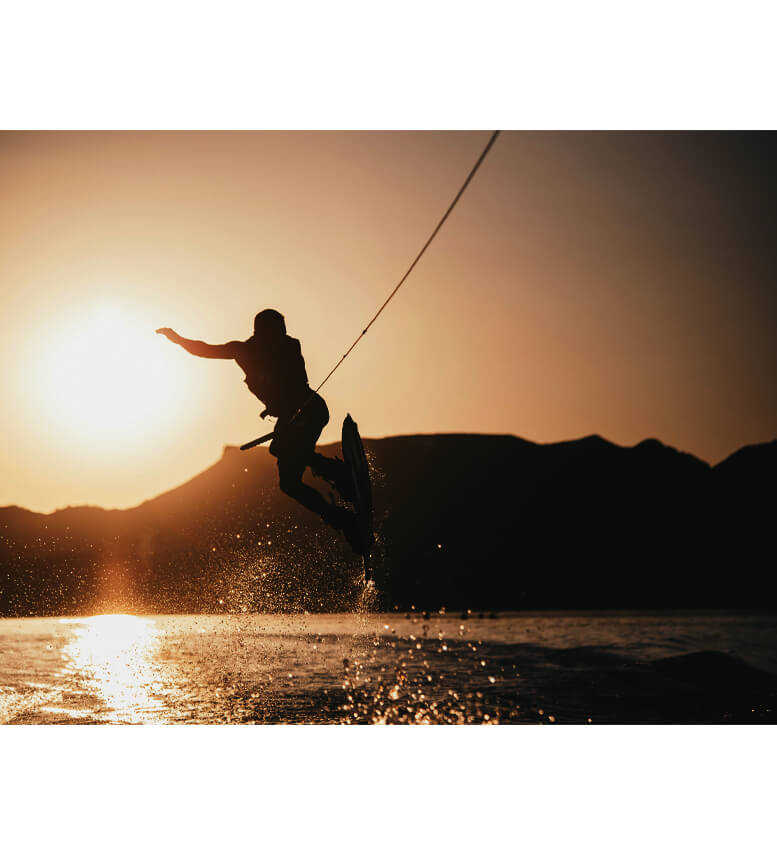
[156,328,242,359]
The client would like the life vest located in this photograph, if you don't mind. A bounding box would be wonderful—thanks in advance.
[236,335,309,418]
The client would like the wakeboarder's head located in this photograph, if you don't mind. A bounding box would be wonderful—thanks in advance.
[253,308,286,338]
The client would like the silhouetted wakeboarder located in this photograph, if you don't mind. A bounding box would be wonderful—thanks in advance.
[156,310,372,563]
[154,135,501,573]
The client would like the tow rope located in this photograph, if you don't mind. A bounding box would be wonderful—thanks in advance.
[241,130,501,451]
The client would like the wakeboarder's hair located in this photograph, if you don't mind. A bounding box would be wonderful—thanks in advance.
[253,309,286,337]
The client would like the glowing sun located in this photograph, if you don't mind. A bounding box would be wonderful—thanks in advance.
[37,302,189,448]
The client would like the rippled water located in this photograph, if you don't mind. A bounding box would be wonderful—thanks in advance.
[1,611,776,724]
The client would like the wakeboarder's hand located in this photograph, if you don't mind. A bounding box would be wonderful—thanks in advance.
[156,327,181,344]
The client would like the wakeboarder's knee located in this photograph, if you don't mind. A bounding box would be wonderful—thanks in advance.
[279,475,305,500]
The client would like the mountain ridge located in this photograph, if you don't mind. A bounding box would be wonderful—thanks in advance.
[1,432,774,615]
[0,431,716,518]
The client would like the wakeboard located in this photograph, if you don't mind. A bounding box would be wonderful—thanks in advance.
[341,414,375,579]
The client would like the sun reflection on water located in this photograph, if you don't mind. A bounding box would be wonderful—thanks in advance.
[59,614,165,723]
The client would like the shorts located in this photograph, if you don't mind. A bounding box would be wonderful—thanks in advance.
[269,391,329,479]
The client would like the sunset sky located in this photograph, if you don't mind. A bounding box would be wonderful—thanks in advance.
[1,130,775,512]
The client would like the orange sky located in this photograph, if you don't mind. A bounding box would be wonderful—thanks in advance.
[1,131,775,512]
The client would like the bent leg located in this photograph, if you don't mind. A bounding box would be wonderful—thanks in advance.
[270,396,364,555]
[277,457,362,553]
[278,460,329,516]
[310,452,351,492]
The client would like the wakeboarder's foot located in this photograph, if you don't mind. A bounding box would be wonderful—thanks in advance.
[325,472,356,505]
[336,476,357,505]
[322,505,365,556]
[311,455,356,504]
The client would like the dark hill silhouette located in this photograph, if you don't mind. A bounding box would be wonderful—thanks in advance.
[708,439,777,578]
[1,433,775,615]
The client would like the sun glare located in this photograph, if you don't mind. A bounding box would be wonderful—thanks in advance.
[59,614,164,723]
[35,303,189,449]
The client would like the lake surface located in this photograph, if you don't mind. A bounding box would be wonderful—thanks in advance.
[1,611,776,724]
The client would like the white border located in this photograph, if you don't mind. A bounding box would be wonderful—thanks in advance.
[2,726,775,853]
[2,1,776,128]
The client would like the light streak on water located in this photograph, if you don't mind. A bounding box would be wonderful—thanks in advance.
[0,612,775,724]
